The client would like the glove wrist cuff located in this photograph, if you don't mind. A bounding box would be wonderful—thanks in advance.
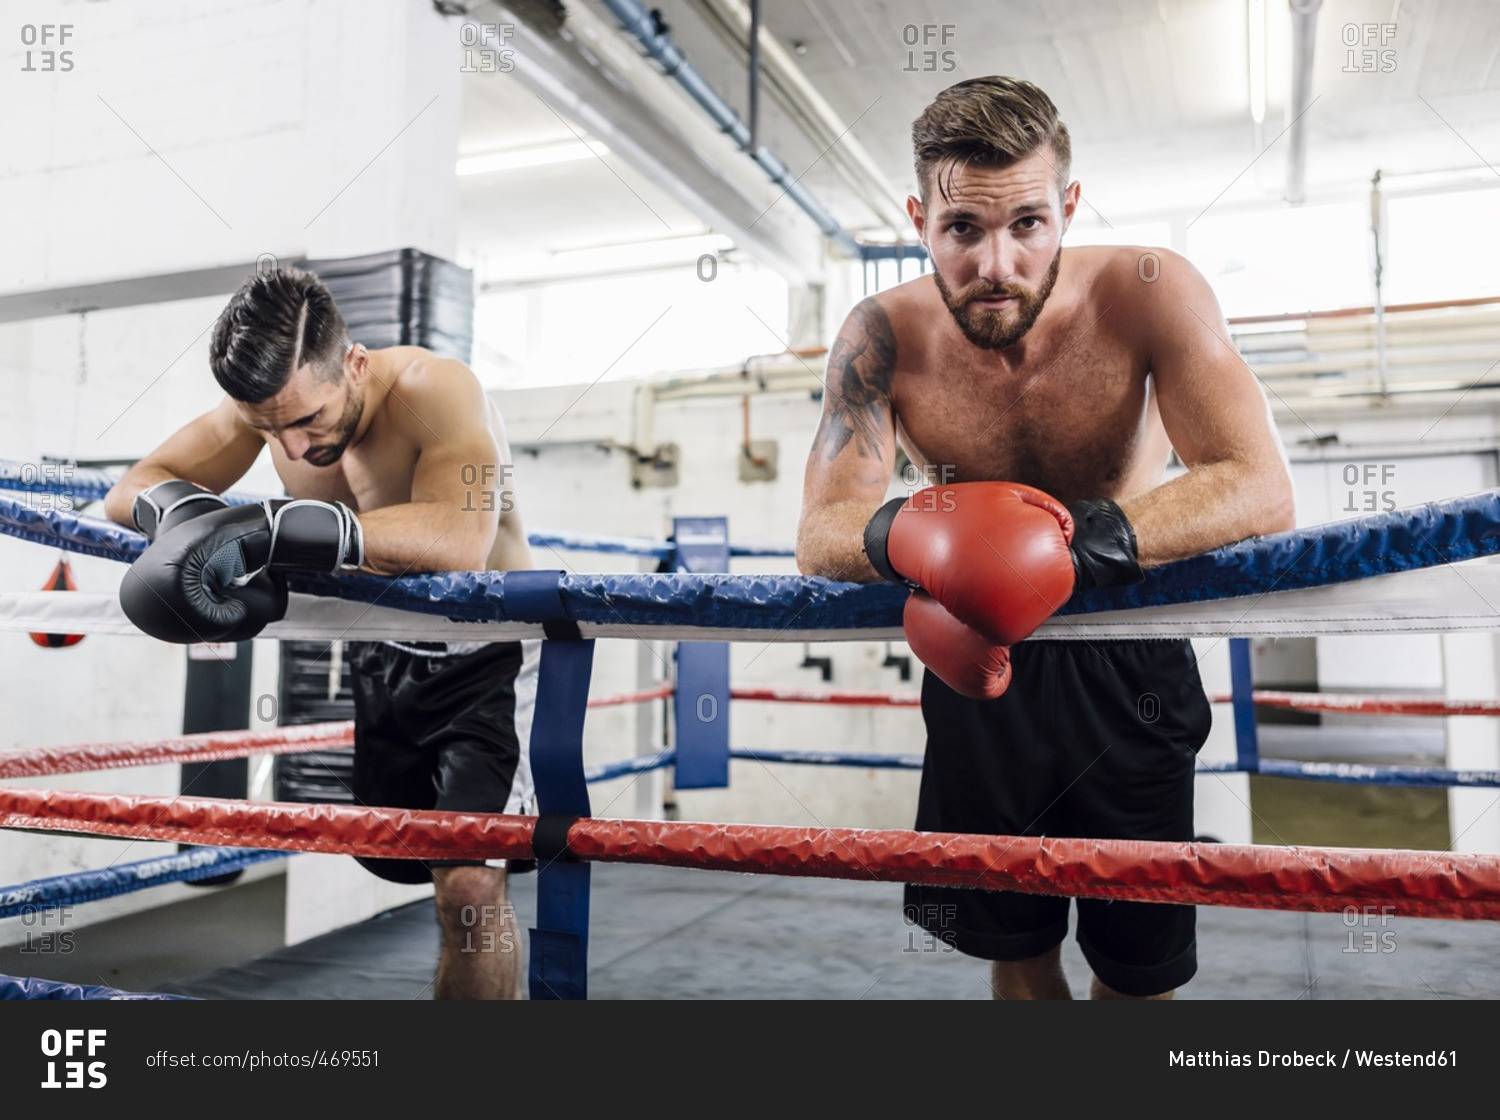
[1066,498,1144,592]
[264,499,364,573]
[133,479,227,539]
[863,496,919,588]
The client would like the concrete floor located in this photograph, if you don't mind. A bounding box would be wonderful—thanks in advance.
[3,860,1495,1000]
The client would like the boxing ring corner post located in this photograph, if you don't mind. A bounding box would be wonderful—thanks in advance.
[1229,637,1261,773]
[520,516,736,998]
[514,516,732,998]
[502,571,596,1001]
[668,516,732,791]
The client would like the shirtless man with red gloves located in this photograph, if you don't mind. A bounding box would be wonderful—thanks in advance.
[795,76,1295,1000]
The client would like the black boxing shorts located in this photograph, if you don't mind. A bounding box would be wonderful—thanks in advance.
[347,639,539,884]
[904,637,1212,997]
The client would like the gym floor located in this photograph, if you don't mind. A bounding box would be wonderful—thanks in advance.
[2,856,1495,1000]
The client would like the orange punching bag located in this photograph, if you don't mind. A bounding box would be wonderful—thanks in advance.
[30,556,85,648]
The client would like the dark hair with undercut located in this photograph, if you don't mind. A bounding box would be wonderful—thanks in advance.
[911,76,1072,206]
[209,266,349,403]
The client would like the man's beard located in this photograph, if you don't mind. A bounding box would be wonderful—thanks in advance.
[933,249,1062,350]
[304,383,364,467]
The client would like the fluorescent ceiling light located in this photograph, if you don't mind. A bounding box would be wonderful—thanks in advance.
[457,140,609,177]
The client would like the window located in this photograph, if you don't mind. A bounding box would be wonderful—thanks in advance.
[1185,201,1372,318]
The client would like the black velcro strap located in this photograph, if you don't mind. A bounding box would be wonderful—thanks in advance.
[531,813,582,863]
[863,495,919,588]
[1066,498,1145,591]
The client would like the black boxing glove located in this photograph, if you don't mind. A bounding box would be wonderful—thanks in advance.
[1065,498,1145,592]
[120,498,362,644]
[127,480,288,642]
[121,531,288,645]
[131,479,229,541]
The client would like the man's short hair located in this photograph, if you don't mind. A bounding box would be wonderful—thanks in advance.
[911,76,1072,205]
[209,266,348,403]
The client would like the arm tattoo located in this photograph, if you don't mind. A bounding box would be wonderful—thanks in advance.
[815,299,897,463]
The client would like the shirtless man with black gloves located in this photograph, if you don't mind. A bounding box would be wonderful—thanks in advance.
[105,265,537,1000]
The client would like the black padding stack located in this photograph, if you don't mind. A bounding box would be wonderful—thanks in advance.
[272,639,357,804]
[308,247,475,363]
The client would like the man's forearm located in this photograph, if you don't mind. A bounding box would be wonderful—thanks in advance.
[355,501,497,577]
[1120,460,1295,567]
[796,501,884,582]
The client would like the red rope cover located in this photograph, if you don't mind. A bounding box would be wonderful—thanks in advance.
[4,787,1498,920]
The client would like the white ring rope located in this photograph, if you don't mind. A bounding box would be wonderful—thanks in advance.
[4,558,1500,644]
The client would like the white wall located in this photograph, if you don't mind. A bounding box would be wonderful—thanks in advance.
[0,0,464,949]
[1291,446,1500,854]
[0,0,462,291]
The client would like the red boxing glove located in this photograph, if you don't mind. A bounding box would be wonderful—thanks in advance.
[865,481,1076,646]
[902,592,1013,700]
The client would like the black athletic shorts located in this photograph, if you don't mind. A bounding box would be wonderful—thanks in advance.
[348,639,540,884]
[904,638,1212,997]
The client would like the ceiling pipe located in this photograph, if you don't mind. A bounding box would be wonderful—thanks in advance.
[688,0,912,237]
[1284,0,1322,206]
[747,0,761,151]
[476,0,827,282]
[597,0,863,259]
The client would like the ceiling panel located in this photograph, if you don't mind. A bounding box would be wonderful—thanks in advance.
[461,0,1500,267]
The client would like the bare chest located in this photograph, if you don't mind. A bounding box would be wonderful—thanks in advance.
[269,429,419,513]
[892,332,1166,502]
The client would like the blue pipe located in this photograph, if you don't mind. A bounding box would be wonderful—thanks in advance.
[598,0,863,259]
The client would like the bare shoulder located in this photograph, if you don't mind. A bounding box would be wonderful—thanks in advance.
[830,276,936,360]
[1086,244,1206,296]
[1082,246,1220,343]
[384,349,488,427]
[869,274,937,325]
[389,348,485,396]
